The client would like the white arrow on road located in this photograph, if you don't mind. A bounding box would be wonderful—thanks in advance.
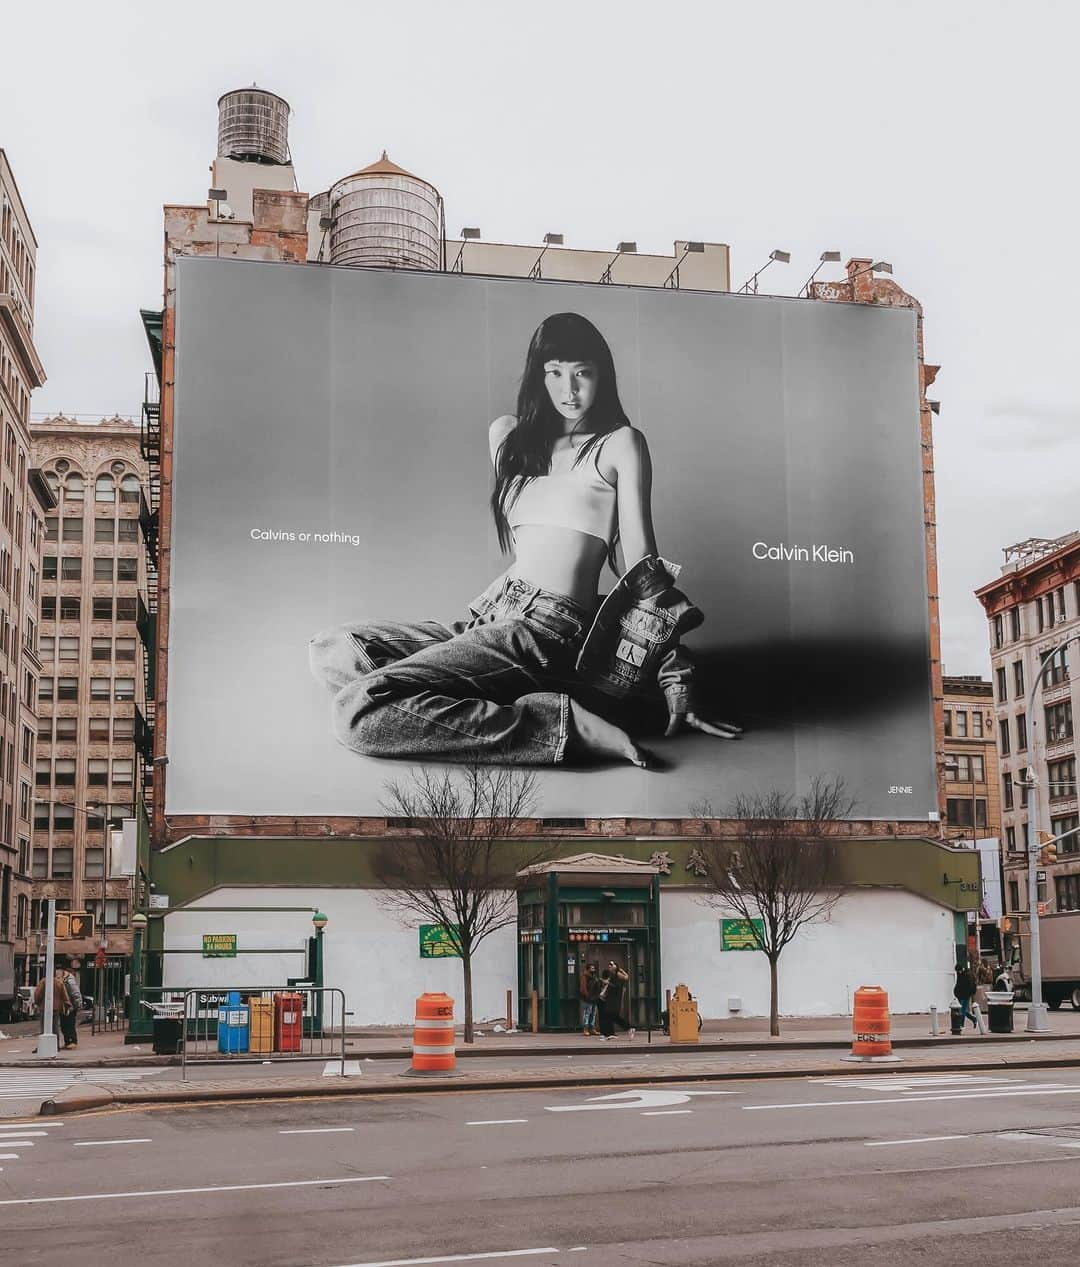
[545,1088,736,1113]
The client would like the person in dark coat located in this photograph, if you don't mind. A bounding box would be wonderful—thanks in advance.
[954,964,979,1030]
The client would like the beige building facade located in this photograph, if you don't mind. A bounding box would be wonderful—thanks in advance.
[976,533,1080,923]
[942,674,1001,845]
[28,416,152,971]
[0,150,53,1010]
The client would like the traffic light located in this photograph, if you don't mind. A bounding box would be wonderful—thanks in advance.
[1039,838,1059,867]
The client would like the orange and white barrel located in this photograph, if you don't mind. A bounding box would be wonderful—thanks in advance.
[411,992,456,1073]
[851,985,892,1057]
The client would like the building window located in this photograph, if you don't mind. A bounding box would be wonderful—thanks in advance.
[87,898,129,929]
[43,555,57,581]
[1008,879,1020,911]
[996,667,1007,703]
[53,804,75,832]
[35,758,50,787]
[64,473,84,502]
[60,596,81,620]
[90,678,110,701]
[946,798,987,829]
[87,759,108,787]
[972,711,984,738]
[114,678,135,702]
[1003,772,1013,810]
[112,716,133,741]
[999,718,1011,756]
[55,717,77,742]
[954,710,968,738]
[37,718,51,742]
[1013,660,1025,697]
[1049,757,1076,801]
[94,518,115,543]
[41,596,56,620]
[1010,607,1021,640]
[111,758,133,786]
[943,709,952,737]
[93,557,113,582]
[54,758,76,787]
[116,557,137,582]
[58,677,78,700]
[51,847,74,879]
[1016,713,1027,751]
[58,636,79,661]
[1056,873,1080,912]
[1046,700,1074,743]
[32,848,48,879]
[120,474,140,505]
[39,635,54,661]
[91,637,111,661]
[117,518,138,543]
[115,637,136,662]
[95,475,115,503]
[60,557,81,581]
[993,615,1004,649]
[33,800,49,831]
[947,754,984,782]
[89,717,110,741]
[45,514,58,542]
[61,516,83,542]
[1045,646,1070,687]
[85,847,105,879]
[1053,815,1080,854]
[92,597,113,620]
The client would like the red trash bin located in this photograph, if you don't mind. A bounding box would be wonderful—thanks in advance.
[273,991,303,1052]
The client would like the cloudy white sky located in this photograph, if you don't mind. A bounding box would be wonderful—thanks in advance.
[3,1,1077,675]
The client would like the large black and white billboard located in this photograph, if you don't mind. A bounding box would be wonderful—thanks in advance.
[167,257,936,820]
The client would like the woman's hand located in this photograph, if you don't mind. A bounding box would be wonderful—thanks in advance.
[664,709,743,740]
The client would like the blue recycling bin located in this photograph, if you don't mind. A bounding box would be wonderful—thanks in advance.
[217,990,250,1053]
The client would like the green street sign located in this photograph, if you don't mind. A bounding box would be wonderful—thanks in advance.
[202,933,238,958]
[720,919,765,951]
[419,925,461,958]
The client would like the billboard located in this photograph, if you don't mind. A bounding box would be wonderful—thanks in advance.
[167,257,936,820]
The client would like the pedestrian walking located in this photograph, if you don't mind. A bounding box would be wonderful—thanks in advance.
[59,957,83,1048]
[974,961,992,1011]
[33,969,69,1045]
[596,960,634,1041]
[953,963,979,1031]
[579,962,600,1035]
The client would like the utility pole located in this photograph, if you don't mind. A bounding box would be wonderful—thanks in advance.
[34,897,58,1058]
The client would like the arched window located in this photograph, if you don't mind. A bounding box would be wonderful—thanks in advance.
[64,472,84,502]
[120,474,141,505]
[44,470,59,496]
[95,474,115,503]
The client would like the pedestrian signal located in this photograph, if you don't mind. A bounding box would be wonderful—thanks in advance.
[1001,916,1012,932]
[56,912,94,939]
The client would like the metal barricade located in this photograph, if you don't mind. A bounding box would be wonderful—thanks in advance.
[179,986,347,1080]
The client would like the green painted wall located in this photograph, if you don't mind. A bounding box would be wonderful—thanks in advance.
[149,834,980,915]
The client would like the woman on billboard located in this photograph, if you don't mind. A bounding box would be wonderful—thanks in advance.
[309,311,740,767]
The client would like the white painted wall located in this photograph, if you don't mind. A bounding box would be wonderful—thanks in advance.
[661,888,959,1017]
[162,888,517,1027]
[162,885,958,1023]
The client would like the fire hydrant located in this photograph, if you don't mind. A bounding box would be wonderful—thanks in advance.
[669,983,700,1044]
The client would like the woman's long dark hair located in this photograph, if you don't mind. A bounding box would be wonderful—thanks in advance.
[491,312,630,558]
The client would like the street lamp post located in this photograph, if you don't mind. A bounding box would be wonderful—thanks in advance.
[34,897,58,1058]
[1017,632,1080,1033]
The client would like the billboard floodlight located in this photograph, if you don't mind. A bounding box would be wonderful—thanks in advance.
[800,249,843,296]
[873,261,893,274]
[738,248,791,295]
[208,188,227,202]
[664,240,708,288]
[461,227,482,240]
[617,241,638,254]
[601,241,638,284]
[450,227,482,273]
[530,233,565,279]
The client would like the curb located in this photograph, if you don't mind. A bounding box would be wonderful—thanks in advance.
[37,1051,1080,1117]
[7,1029,1080,1071]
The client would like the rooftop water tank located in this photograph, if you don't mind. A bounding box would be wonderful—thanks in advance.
[217,86,291,165]
[328,152,442,271]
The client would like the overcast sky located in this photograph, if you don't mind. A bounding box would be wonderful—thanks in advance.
[3,1,1077,676]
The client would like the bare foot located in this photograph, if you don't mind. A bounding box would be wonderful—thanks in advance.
[569,701,651,768]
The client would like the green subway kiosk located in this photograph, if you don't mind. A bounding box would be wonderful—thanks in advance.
[516,854,662,1031]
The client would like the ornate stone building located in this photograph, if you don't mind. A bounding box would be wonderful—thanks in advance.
[28,415,152,980]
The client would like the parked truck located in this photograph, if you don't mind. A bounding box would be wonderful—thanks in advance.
[0,943,16,1023]
[1009,910,1080,1010]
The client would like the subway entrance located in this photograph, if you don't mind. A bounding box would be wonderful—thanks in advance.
[516,853,662,1031]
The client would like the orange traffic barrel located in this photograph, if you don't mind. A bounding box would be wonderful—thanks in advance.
[411,992,456,1073]
[851,985,892,1057]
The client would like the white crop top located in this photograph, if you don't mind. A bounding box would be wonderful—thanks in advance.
[506,437,617,545]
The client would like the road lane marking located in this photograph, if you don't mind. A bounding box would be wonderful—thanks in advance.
[0,1175,389,1207]
[0,1141,34,1147]
[546,1088,736,1113]
[0,1130,48,1137]
[279,1127,356,1135]
[998,1131,1080,1150]
[333,1250,561,1267]
[641,1110,693,1116]
[466,1120,528,1127]
[0,1154,21,1160]
[744,1088,1080,1110]
[324,1060,364,1077]
[865,1135,970,1147]
[73,1139,152,1147]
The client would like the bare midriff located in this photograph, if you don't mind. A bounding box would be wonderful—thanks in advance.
[507,524,609,610]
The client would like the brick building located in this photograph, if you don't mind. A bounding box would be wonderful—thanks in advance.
[976,533,1080,923]
[0,150,54,1011]
[28,415,152,979]
[942,674,1001,843]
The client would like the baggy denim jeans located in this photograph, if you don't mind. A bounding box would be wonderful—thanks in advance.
[309,575,593,765]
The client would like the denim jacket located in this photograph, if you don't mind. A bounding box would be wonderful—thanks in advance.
[576,555,702,720]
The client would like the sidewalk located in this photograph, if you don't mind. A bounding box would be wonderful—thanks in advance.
[4,1007,1080,1068]
[37,1029,1080,1118]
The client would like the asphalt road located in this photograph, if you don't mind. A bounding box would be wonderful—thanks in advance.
[4,1068,1080,1265]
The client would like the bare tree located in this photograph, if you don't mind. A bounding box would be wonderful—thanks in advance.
[694,776,854,1036]
[371,762,550,1043]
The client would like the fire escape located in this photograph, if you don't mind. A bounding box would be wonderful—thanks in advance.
[137,361,161,819]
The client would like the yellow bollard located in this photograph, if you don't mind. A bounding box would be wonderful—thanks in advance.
[668,983,700,1044]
